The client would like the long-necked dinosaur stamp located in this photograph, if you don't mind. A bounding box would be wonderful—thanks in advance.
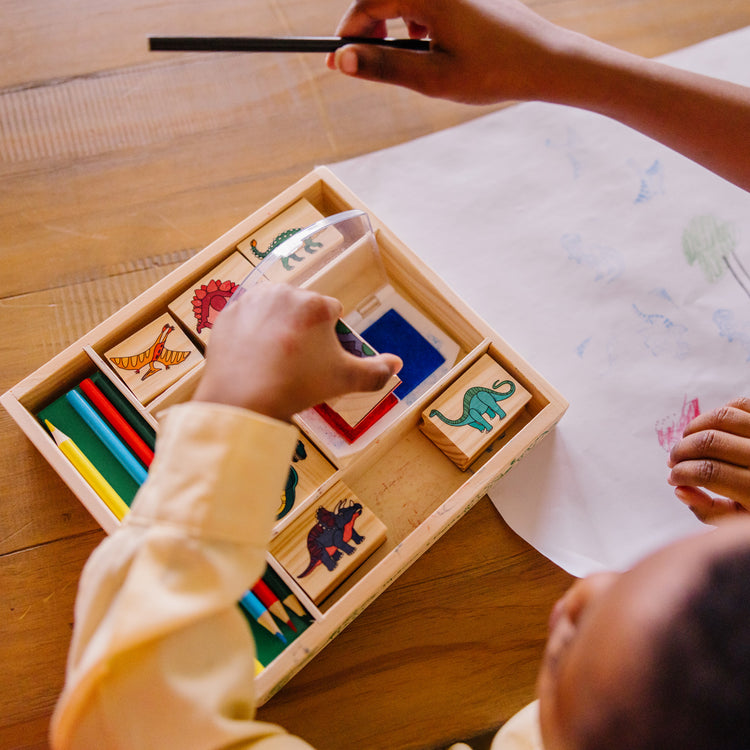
[420,354,532,470]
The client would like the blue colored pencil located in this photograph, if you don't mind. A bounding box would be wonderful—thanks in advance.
[240,590,287,644]
[65,388,148,486]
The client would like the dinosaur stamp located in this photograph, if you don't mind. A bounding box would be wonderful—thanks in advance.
[168,251,253,347]
[429,380,517,431]
[420,355,532,470]
[276,435,336,522]
[297,499,366,577]
[104,313,203,405]
[316,320,401,438]
[235,198,343,284]
[270,482,387,604]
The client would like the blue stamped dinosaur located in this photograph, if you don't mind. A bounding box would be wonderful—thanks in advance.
[430,379,516,432]
[298,498,365,577]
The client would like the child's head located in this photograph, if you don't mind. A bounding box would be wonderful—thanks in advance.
[537,516,750,750]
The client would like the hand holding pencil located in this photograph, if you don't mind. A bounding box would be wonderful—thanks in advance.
[326,0,560,104]
[327,0,750,191]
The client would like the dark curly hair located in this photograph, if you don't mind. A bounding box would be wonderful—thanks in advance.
[581,545,750,750]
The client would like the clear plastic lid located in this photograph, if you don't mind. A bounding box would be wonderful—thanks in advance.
[234,209,377,292]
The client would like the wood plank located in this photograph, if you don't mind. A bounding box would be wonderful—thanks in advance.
[0,530,104,750]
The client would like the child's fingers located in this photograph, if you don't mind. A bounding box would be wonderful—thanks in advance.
[333,44,441,96]
[681,399,750,440]
[668,459,750,508]
[673,485,748,524]
[336,352,402,396]
[669,429,750,469]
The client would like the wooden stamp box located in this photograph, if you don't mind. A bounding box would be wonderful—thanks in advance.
[1,167,567,704]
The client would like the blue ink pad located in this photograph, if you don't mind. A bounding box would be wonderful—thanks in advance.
[362,309,445,399]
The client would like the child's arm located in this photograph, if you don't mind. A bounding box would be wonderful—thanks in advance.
[51,284,400,749]
[327,0,750,190]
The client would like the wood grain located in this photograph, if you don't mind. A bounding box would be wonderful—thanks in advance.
[2,1,749,748]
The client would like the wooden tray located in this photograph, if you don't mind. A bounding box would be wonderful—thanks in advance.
[1,167,567,704]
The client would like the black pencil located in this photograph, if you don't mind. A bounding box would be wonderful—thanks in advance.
[148,36,430,53]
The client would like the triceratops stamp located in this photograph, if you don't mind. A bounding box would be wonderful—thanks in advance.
[269,482,387,605]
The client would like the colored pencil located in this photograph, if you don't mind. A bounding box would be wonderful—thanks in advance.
[91,371,156,450]
[65,388,148,486]
[240,591,287,644]
[45,420,130,521]
[79,378,154,467]
[149,36,430,53]
[254,658,264,675]
[252,579,297,632]
[262,569,308,618]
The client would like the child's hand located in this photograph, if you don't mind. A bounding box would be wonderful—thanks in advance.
[192,283,402,422]
[326,0,564,105]
[668,398,750,523]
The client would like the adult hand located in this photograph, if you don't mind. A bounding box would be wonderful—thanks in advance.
[326,0,565,104]
[668,398,750,524]
[192,283,401,422]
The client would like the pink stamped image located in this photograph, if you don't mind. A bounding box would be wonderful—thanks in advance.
[655,395,700,451]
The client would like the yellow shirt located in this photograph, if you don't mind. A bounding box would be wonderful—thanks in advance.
[50,401,311,749]
[50,401,543,750]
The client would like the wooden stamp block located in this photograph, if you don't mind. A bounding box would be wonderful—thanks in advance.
[322,320,401,428]
[270,482,387,604]
[420,355,532,470]
[235,198,342,284]
[167,252,253,347]
[104,313,203,405]
[276,434,336,522]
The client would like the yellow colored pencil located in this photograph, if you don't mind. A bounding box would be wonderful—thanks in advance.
[254,658,264,676]
[45,419,130,521]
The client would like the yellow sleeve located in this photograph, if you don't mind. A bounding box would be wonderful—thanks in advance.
[50,401,314,750]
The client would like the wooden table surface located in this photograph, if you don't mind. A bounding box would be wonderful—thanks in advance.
[2,2,749,748]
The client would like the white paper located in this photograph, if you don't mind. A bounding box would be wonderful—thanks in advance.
[328,27,750,576]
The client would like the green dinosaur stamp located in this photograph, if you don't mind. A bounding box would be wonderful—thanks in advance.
[250,228,324,271]
[421,355,533,470]
[429,380,516,432]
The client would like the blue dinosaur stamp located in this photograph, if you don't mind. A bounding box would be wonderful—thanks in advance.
[421,355,532,470]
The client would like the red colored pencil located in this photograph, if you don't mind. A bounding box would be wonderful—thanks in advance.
[79,378,154,467]
[252,579,297,631]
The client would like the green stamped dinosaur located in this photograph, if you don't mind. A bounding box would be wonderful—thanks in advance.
[430,379,516,432]
[250,228,324,271]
